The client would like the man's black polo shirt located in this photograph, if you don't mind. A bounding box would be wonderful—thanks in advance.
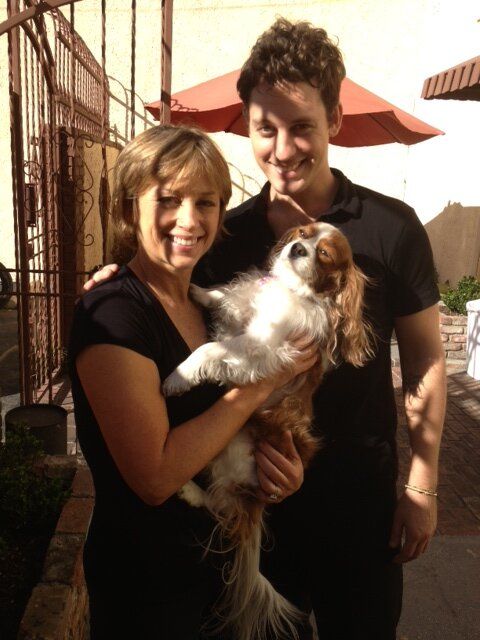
[195,169,439,450]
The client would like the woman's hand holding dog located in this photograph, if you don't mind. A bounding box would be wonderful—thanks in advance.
[255,430,304,504]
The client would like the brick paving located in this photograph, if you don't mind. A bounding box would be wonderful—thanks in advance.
[394,365,480,536]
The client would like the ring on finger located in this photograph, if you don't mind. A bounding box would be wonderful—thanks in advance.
[269,486,282,501]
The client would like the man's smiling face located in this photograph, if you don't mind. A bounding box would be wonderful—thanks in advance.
[247,81,342,200]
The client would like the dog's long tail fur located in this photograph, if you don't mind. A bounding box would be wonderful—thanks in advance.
[211,521,304,640]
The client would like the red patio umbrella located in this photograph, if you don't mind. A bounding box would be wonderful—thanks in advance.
[146,69,443,147]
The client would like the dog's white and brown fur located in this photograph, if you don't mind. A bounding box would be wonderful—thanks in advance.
[163,221,372,640]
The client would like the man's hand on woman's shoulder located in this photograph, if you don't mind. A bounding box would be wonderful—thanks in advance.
[83,264,120,291]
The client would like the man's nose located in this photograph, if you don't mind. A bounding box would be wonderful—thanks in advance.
[274,131,296,163]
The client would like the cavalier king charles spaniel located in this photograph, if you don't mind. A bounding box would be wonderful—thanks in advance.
[163,221,372,640]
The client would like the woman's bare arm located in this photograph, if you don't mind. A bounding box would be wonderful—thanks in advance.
[77,341,316,506]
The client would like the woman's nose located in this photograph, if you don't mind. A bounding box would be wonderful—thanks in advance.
[177,201,198,229]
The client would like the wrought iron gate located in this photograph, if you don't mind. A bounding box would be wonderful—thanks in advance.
[2,0,161,403]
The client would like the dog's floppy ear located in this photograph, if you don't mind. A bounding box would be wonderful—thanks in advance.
[334,264,374,367]
[315,229,373,367]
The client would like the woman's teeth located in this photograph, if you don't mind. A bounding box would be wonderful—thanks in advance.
[171,236,197,246]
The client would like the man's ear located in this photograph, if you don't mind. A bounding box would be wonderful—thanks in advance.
[328,103,343,138]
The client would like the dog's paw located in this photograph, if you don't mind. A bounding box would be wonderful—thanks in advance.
[189,284,224,307]
[189,284,210,306]
[162,369,192,396]
[178,481,206,507]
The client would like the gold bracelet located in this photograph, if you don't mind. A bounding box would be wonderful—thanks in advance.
[404,483,438,497]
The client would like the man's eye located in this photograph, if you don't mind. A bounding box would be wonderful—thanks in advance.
[198,199,216,208]
[293,123,311,133]
[258,125,274,135]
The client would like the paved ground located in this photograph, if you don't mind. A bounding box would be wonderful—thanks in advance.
[393,365,480,639]
[399,535,480,640]
[1,307,479,638]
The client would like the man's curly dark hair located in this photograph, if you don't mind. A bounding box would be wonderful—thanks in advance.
[237,18,346,121]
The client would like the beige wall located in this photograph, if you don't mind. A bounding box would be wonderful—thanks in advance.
[1,0,479,285]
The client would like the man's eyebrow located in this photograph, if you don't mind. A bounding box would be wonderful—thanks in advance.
[291,117,315,124]
[250,116,315,126]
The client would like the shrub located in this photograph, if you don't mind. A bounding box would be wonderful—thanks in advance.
[441,276,480,315]
[0,425,69,535]
[0,425,71,640]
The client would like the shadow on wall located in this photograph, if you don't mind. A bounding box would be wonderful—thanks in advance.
[425,203,480,287]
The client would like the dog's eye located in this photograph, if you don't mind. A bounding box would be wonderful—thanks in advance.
[298,229,307,239]
[319,249,330,257]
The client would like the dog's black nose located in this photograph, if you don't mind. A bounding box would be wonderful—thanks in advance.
[289,242,308,259]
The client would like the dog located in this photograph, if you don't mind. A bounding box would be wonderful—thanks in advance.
[163,221,372,640]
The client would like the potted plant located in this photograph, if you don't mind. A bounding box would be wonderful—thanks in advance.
[439,276,480,364]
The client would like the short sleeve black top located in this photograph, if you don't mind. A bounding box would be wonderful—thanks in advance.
[68,266,225,598]
[194,169,439,447]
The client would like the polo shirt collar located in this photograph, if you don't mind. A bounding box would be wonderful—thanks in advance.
[326,169,362,220]
[248,168,362,222]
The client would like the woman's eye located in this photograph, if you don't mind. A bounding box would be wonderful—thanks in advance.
[158,196,181,208]
[198,199,216,208]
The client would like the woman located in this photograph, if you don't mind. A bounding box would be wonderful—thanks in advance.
[69,125,316,639]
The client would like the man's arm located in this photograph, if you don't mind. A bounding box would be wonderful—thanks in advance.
[389,303,446,562]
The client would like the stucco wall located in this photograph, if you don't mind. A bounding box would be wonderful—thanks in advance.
[1,0,479,285]
[78,140,121,272]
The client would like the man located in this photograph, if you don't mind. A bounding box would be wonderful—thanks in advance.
[88,18,446,639]
[195,18,446,640]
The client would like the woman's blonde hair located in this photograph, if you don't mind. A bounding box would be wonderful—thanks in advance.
[112,124,232,249]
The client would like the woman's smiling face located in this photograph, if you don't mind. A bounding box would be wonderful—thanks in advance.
[135,178,221,273]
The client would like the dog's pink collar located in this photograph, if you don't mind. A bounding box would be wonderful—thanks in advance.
[259,275,278,286]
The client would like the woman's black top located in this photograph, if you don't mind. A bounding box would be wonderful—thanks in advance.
[68,266,225,602]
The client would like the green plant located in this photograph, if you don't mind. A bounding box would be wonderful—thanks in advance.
[441,276,480,315]
[0,425,69,534]
[0,425,71,639]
